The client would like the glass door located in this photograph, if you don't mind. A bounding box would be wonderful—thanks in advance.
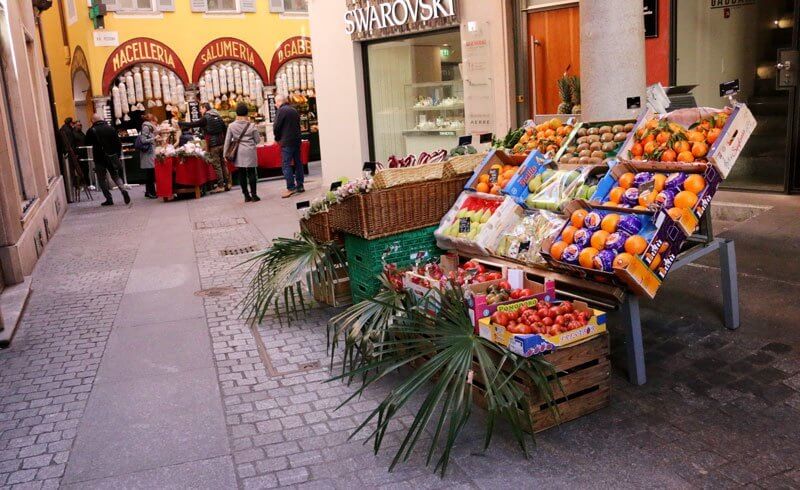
[674,0,797,192]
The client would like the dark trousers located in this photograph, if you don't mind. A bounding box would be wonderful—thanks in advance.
[239,167,258,199]
[281,144,304,191]
[95,156,126,202]
[143,168,156,196]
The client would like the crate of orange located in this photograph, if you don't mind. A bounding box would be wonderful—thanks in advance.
[508,117,575,156]
[617,104,756,179]
[590,161,724,235]
[465,149,549,198]
[540,201,689,299]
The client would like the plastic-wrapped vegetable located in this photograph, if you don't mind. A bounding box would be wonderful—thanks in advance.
[495,210,565,265]
[111,85,122,124]
[524,168,589,213]
[151,67,163,106]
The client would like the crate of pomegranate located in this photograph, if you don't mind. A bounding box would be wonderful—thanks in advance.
[540,201,687,298]
[330,176,469,240]
[478,297,607,357]
[617,103,756,179]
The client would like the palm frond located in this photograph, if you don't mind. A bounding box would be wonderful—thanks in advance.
[240,231,345,325]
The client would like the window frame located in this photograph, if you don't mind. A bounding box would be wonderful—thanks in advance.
[282,0,307,14]
[206,0,240,14]
[116,0,157,14]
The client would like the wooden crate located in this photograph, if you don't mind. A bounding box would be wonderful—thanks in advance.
[472,333,610,433]
[310,265,352,308]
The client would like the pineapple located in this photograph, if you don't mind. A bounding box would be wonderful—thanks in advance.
[569,76,581,115]
[556,76,573,115]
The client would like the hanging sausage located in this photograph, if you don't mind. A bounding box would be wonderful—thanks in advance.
[234,65,243,95]
[111,85,122,125]
[204,72,214,106]
[299,61,307,92]
[175,82,186,112]
[307,62,314,91]
[118,82,130,121]
[211,66,221,105]
[168,72,178,111]
[161,72,172,110]
[219,64,228,101]
[225,64,235,102]
[133,67,145,110]
[151,66,163,106]
[124,71,136,110]
[248,71,258,104]
[242,67,250,98]
[143,66,154,108]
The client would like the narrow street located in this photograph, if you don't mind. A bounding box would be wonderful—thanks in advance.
[0,170,798,489]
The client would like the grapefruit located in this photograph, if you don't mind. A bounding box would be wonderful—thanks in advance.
[601,214,620,234]
[550,241,568,261]
[684,174,706,194]
[561,226,577,245]
[674,191,698,209]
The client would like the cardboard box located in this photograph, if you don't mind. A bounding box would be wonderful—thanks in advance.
[466,275,556,330]
[478,300,607,357]
[402,254,506,304]
[553,119,636,165]
[616,104,756,179]
[435,194,524,256]
[589,161,724,235]
[464,149,533,194]
[539,200,687,299]
[500,150,550,201]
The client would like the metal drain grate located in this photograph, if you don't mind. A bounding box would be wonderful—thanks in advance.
[194,217,248,230]
[195,287,236,297]
[220,245,258,256]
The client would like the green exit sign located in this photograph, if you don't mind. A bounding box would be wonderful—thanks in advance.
[440,47,451,58]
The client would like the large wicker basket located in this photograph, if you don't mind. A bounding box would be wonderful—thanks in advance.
[301,210,341,244]
[443,153,488,179]
[372,162,445,189]
[330,176,469,240]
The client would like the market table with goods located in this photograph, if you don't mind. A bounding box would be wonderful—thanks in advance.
[154,143,219,200]
[242,102,755,476]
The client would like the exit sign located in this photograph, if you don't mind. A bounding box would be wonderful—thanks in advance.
[440,47,451,58]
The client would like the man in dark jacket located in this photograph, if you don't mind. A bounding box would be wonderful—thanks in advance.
[58,117,80,181]
[273,94,304,198]
[180,103,230,191]
[85,114,130,206]
[72,121,90,187]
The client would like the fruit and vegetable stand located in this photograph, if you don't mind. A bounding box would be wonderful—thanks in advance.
[247,102,755,475]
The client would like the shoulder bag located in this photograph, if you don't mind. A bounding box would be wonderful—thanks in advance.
[224,122,251,163]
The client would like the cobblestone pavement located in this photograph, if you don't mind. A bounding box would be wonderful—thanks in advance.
[0,174,799,489]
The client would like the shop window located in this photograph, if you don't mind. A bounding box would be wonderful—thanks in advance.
[268,0,307,13]
[104,0,175,14]
[65,0,77,24]
[364,29,464,163]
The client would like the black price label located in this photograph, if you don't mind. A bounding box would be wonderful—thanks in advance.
[296,201,310,210]
[267,94,277,123]
[330,181,342,191]
[488,168,499,184]
[458,135,472,146]
[362,161,377,172]
[458,217,471,234]
[479,133,494,144]
[627,96,642,110]
[719,79,740,97]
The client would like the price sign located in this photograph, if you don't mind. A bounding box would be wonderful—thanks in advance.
[330,181,342,191]
[362,161,378,173]
[267,94,278,123]
[627,96,642,110]
[488,168,499,184]
[187,101,202,137]
[638,178,655,194]
[458,135,473,146]
[458,217,471,234]
[296,201,310,210]
[719,79,740,97]
[479,133,494,144]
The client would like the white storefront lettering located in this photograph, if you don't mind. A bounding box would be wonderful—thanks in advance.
[344,0,456,35]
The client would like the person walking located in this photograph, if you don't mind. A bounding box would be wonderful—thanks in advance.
[273,94,304,198]
[72,120,90,188]
[224,103,261,203]
[58,117,81,182]
[138,113,158,199]
[85,114,130,206]
[180,102,230,191]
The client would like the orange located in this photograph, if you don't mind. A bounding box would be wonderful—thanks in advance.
[643,141,658,156]
[490,164,503,174]
[602,201,618,207]
[687,131,706,142]
[561,225,578,245]
[656,131,670,145]
[667,207,684,221]
[618,173,635,189]
[660,149,677,162]
[707,128,722,145]
[684,174,706,194]
[550,241,568,261]
[590,230,610,250]
[654,173,667,192]
[478,174,490,185]
[633,205,648,210]
[692,141,708,158]
[630,143,644,158]
[475,182,490,194]
[613,253,634,269]
[677,151,694,163]
[624,235,648,255]
[570,209,588,228]
[578,247,600,269]
[490,185,502,195]
[609,187,625,204]
[601,214,620,233]
[649,253,663,271]
[639,189,655,207]
[672,140,690,154]
[502,169,516,180]
[674,191,698,209]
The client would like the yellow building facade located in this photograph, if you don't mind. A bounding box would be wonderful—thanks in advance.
[40,0,312,127]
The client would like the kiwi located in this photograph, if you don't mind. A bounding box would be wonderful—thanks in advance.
[587,134,601,144]
[588,157,603,165]
[568,157,580,165]
[561,152,574,160]
[598,125,612,134]
[577,128,588,137]
[600,133,614,143]
[591,150,606,159]
[624,122,635,132]
[587,127,599,136]
[559,156,571,165]
[576,143,590,152]
[613,132,628,142]
[576,136,588,145]
[578,149,592,158]
[612,124,624,133]
[601,142,617,152]
[567,145,577,153]
[589,141,603,151]
[578,156,591,165]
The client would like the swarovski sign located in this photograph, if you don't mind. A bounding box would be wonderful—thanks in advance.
[344,0,459,41]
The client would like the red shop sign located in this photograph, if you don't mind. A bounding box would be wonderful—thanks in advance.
[269,36,312,81]
[192,37,270,84]
[101,38,189,94]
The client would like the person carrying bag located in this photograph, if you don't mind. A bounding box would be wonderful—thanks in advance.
[223,103,262,203]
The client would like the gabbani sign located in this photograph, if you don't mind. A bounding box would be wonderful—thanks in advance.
[344,0,459,41]
[192,37,269,84]
[269,36,312,81]
[101,37,189,93]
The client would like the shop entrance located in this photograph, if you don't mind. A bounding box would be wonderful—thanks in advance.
[527,4,580,116]
[71,70,92,129]
[674,0,799,192]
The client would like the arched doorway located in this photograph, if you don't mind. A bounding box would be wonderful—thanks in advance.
[72,70,92,128]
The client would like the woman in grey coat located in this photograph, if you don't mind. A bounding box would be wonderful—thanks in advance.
[224,102,262,202]
[139,114,158,199]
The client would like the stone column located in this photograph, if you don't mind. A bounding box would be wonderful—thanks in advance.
[580,0,647,120]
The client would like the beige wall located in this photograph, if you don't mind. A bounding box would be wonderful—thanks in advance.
[309,0,515,186]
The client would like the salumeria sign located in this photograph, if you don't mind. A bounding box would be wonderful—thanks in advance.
[344,0,458,40]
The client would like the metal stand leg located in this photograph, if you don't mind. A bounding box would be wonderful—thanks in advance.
[622,295,646,385]
[719,239,740,330]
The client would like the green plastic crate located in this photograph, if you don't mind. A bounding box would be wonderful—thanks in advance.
[345,226,444,304]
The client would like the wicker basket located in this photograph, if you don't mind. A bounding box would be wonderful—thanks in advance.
[372,162,445,190]
[301,210,341,244]
[330,176,469,240]
[443,153,488,178]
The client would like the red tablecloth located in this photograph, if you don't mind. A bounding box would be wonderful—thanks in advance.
[155,156,217,198]
[256,140,311,169]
